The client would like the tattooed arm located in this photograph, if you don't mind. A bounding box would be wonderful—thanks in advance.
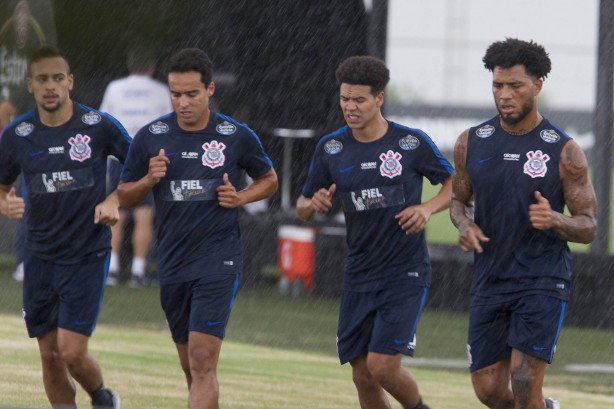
[450,129,490,253]
[528,139,597,243]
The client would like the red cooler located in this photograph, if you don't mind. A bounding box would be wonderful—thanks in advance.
[277,225,315,291]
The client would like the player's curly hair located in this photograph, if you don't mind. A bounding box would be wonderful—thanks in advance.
[483,38,551,80]
[167,48,213,86]
[335,55,390,95]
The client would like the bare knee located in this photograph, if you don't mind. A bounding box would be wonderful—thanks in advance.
[509,350,547,407]
[510,367,533,395]
[352,364,375,390]
[474,386,510,408]
[58,344,88,368]
[190,348,216,374]
[350,357,378,391]
[472,367,514,409]
[187,333,222,381]
[180,360,191,378]
[39,345,63,367]
[365,354,400,386]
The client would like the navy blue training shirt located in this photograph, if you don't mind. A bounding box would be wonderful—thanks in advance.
[466,116,573,301]
[0,103,131,264]
[120,111,273,284]
[302,121,453,292]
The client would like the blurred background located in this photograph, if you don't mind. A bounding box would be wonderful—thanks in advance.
[0,0,612,327]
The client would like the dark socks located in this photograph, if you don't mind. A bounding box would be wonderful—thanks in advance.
[411,398,430,409]
[89,383,113,406]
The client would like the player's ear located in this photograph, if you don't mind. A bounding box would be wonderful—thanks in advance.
[207,81,215,97]
[376,91,385,108]
[533,78,543,96]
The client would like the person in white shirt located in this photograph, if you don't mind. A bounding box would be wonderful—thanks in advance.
[100,47,172,287]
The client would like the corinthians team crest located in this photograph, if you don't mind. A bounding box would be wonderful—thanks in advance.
[68,134,92,162]
[379,150,403,179]
[523,150,549,178]
[202,140,226,168]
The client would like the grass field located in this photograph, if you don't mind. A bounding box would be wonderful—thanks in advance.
[0,271,613,409]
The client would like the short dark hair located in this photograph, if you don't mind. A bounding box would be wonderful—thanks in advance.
[335,55,390,95]
[127,48,156,73]
[482,38,551,80]
[28,45,70,77]
[166,48,213,86]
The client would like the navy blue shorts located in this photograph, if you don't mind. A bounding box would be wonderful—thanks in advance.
[160,273,240,344]
[467,294,567,372]
[23,252,110,338]
[336,282,429,364]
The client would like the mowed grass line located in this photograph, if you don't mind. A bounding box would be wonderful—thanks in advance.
[3,314,613,409]
[1,267,613,407]
[1,279,614,409]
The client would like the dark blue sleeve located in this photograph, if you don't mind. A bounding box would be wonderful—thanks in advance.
[238,128,273,178]
[102,113,132,164]
[414,131,453,185]
[119,131,149,183]
[0,129,20,185]
[301,141,332,198]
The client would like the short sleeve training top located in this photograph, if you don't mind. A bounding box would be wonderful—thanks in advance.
[120,111,273,284]
[302,121,452,291]
[0,103,131,264]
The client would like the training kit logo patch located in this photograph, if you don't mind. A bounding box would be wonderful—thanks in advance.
[15,122,34,137]
[81,111,101,125]
[476,125,495,138]
[523,150,549,178]
[540,129,560,143]
[216,121,237,135]
[68,134,92,162]
[399,135,420,150]
[202,140,226,168]
[149,121,169,134]
[379,150,402,179]
[324,139,343,155]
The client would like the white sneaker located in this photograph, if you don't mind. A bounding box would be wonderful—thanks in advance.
[127,276,146,288]
[545,397,560,409]
[111,390,121,409]
[106,271,119,286]
[12,262,24,282]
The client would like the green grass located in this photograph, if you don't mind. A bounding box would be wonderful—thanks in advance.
[0,271,613,408]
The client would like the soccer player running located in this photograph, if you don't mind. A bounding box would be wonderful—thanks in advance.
[0,45,127,408]
[450,38,597,409]
[297,56,452,409]
[116,48,278,409]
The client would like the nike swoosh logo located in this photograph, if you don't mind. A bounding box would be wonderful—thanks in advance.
[393,339,407,346]
[532,345,548,351]
[165,152,178,157]
[207,320,223,327]
[478,157,494,164]
[339,166,354,173]
[75,320,90,326]
[28,151,45,157]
